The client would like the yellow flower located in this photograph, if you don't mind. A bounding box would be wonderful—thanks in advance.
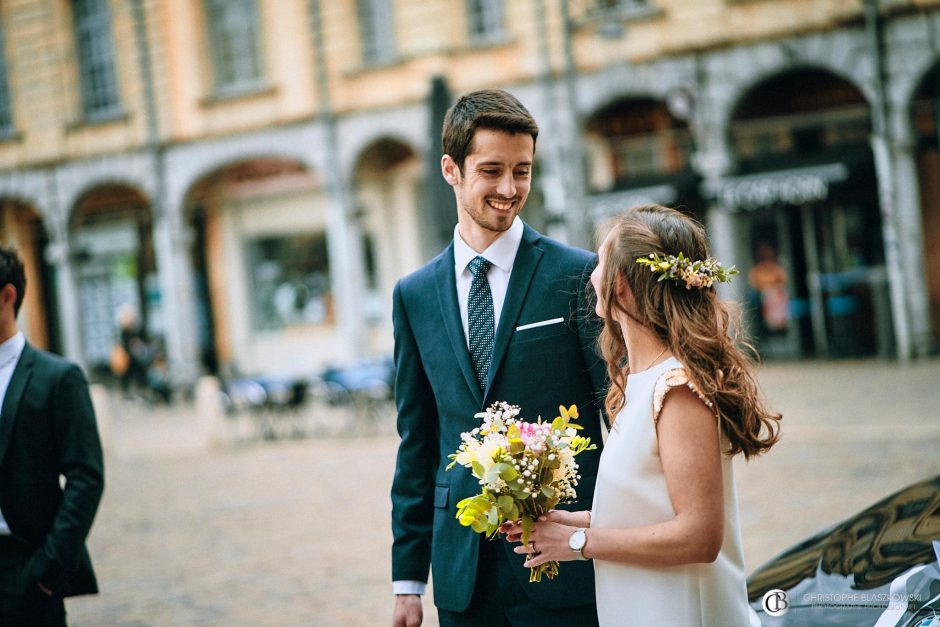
[477,441,502,471]
[455,448,476,466]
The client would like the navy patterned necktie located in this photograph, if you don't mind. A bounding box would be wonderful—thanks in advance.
[467,256,494,391]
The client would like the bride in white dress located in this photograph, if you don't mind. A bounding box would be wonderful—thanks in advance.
[506,204,781,626]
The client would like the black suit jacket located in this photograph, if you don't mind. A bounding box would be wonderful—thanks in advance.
[0,343,104,599]
[390,224,607,612]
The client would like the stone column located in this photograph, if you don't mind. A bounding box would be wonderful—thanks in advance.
[43,215,84,367]
[870,133,913,362]
[888,116,933,358]
[689,87,743,304]
[152,209,201,388]
[311,0,367,362]
[322,177,367,360]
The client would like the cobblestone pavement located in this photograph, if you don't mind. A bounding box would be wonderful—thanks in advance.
[65,359,940,626]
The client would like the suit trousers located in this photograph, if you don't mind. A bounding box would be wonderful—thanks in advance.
[438,537,599,627]
[0,535,66,627]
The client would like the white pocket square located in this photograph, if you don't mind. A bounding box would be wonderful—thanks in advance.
[516,317,565,332]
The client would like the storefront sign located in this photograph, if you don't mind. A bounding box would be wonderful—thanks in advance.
[705,163,849,211]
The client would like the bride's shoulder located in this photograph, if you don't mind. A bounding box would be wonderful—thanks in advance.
[653,364,714,425]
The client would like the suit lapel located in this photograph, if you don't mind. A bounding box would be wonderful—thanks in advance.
[484,225,544,400]
[0,343,35,464]
[435,244,484,407]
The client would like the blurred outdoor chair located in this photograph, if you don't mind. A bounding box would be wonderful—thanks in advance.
[220,375,309,441]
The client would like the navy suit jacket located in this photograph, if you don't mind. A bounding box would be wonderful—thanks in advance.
[0,343,104,600]
[390,224,607,612]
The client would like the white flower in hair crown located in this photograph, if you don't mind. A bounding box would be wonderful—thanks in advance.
[636,251,739,289]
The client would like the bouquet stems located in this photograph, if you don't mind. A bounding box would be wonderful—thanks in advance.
[519,508,560,583]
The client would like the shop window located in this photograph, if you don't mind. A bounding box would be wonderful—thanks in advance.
[72,0,122,120]
[607,128,692,180]
[246,233,332,332]
[205,0,264,94]
[0,14,12,135]
[466,0,503,42]
[357,0,395,66]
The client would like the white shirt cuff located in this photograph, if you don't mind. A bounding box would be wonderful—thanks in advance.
[393,580,427,595]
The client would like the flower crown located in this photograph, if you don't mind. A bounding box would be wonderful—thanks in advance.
[636,251,738,290]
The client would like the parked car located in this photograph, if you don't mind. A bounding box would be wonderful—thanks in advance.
[748,474,940,626]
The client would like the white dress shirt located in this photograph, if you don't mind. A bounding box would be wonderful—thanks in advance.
[0,331,26,535]
[393,218,524,596]
[453,216,524,345]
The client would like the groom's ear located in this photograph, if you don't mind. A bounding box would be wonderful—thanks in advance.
[441,154,462,186]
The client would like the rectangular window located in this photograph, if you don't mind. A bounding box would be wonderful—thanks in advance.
[357,0,395,66]
[72,0,122,120]
[0,13,13,134]
[246,233,332,332]
[609,128,692,181]
[205,0,264,93]
[466,0,503,41]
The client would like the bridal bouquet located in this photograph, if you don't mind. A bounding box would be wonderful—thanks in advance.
[446,402,596,582]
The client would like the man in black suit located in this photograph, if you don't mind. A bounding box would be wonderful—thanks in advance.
[391,90,606,626]
[0,246,104,625]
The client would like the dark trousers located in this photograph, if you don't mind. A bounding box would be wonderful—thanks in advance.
[438,538,599,627]
[0,536,66,627]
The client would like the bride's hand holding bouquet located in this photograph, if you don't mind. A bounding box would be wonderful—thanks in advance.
[502,509,591,568]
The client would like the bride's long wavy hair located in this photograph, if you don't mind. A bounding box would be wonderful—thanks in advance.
[597,204,780,459]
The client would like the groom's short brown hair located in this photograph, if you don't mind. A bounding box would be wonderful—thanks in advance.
[0,245,26,316]
[442,89,539,173]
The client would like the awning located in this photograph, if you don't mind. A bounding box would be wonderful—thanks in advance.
[702,162,850,212]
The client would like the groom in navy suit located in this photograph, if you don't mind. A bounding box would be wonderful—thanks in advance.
[391,89,606,626]
[0,246,104,626]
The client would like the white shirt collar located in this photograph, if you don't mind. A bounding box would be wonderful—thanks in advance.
[0,331,25,369]
[453,216,524,274]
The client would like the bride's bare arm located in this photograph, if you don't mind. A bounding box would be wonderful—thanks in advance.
[517,386,724,568]
[582,385,724,565]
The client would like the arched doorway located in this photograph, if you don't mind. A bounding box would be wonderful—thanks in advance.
[70,185,156,373]
[353,137,423,354]
[583,97,700,223]
[185,157,334,377]
[0,200,57,351]
[725,68,890,359]
[912,62,940,346]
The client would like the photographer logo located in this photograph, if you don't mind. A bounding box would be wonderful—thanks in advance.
[762,589,789,617]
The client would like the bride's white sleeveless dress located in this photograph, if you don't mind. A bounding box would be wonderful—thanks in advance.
[591,356,751,626]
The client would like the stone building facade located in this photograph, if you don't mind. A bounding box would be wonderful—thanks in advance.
[0,0,938,386]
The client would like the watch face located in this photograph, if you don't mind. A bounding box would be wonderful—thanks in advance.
[569,529,586,551]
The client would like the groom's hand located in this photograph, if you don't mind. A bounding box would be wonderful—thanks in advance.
[393,594,422,627]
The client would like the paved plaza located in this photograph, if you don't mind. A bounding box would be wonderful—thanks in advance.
[64,358,940,626]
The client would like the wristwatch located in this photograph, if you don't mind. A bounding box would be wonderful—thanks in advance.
[568,528,589,560]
